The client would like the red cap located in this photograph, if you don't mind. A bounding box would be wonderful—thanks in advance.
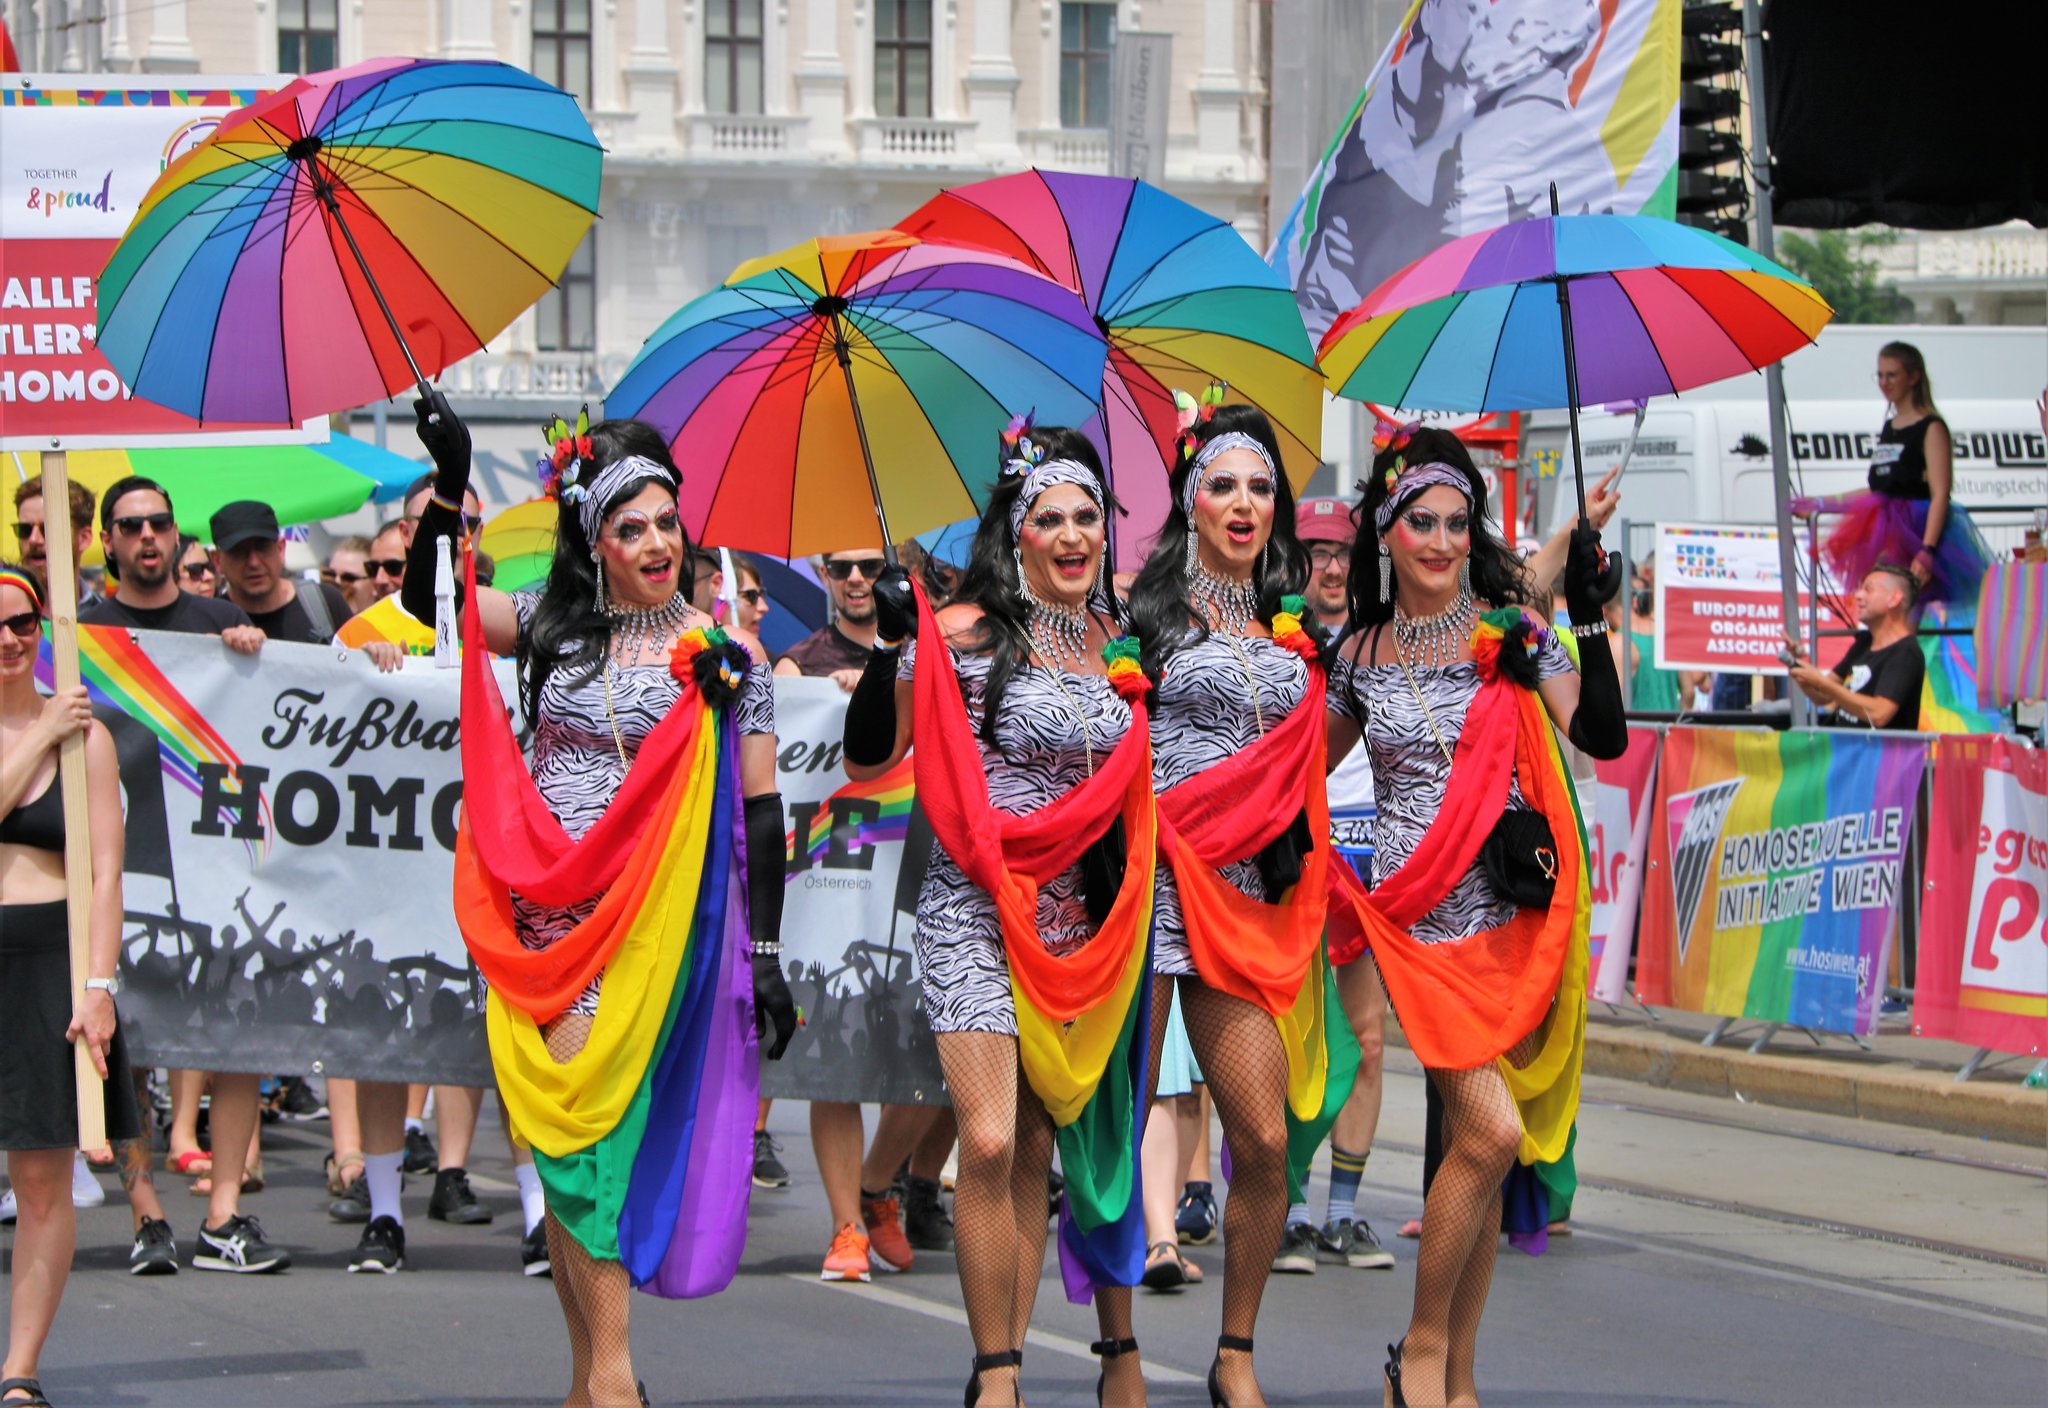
[1295,497,1354,544]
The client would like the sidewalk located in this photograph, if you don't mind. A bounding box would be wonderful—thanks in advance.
[1389,1002,2047,1147]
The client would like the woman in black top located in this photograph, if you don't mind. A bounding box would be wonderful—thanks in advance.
[1,566,140,1408]
[1799,340,1992,614]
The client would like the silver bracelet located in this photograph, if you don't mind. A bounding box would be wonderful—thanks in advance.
[750,943,783,958]
[1568,621,1608,639]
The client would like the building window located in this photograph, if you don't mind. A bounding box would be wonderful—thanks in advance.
[536,235,596,353]
[875,0,933,118]
[706,0,765,116]
[1060,2,1115,128]
[277,0,337,74]
[532,0,594,108]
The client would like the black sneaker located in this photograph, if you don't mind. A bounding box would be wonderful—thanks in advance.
[348,1215,405,1274]
[193,1213,291,1273]
[1320,1216,1396,1270]
[277,1077,327,1121]
[1175,1181,1218,1246]
[328,1172,370,1224]
[402,1127,439,1175]
[428,1167,495,1225]
[521,1222,553,1278]
[1272,1220,1319,1274]
[901,1175,955,1251]
[752,1129,791,1190]
[130,1216,179,1276]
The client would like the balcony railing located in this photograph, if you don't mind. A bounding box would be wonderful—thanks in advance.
[852,116,978,164]
[439,351,629,402]
[1873,227,2048,284]
[686,113,811,159]
[1022,127,1110,174]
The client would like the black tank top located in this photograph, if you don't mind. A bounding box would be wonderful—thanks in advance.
[1867,414,1942,500]
[0,772,64,853]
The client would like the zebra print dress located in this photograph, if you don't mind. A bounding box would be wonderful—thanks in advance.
[901,636,1134,1036]
[1327,636,1571,944]
[1149,632,1311,976]
[509,592,776,1014]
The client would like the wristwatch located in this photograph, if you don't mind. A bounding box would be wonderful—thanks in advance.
[84,975,121,996]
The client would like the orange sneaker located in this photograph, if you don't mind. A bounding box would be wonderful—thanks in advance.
[862,1192,914,1274]
[820,1221,872,1283]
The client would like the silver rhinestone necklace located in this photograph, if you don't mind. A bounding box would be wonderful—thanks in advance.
[1189,561,1259,637]
[1393,586,1475,669]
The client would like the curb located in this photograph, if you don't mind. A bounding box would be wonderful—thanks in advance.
[1385,1020,2047,1147]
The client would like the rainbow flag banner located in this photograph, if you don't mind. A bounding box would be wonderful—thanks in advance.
[1635,727,1927,1037]
[1915,736,2047,1057]
[764,677,945,1106]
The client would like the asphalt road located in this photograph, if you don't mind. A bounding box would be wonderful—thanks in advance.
[11,1054,2046,1407]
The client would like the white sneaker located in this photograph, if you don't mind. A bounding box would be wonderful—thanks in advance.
[0,1187,15,1223]
[73,1151,106,1209]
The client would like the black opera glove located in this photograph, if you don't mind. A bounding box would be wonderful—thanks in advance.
[745,792,797,1059]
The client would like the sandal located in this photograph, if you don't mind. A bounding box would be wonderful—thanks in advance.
[188,1167,263,1198]
[166,1150,212,1177]
[1,1377,52,1407]
[324,1151,365,1197]
[1140,1240,1189,1291]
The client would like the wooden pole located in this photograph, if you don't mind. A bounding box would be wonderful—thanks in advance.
[38,448,106,1152]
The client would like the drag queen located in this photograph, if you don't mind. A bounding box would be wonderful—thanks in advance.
[1322,427,1625,1407]
[844,423,1157,1408]
[1127,395,1355,1408]
[402,397,795,1407]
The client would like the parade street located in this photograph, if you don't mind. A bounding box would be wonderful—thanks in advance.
[29,1051,2046,1408]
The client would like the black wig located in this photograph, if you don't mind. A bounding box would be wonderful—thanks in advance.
[1344,426,1528,631]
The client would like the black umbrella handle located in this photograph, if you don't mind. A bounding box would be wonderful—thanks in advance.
[1549,183,1591,531]
[828,312,899,566]
[306,165,435,407]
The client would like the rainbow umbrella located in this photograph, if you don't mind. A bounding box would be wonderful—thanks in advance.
[605,229,1107,558]
[1318,208,1833,519]
[96,57,601,424]
[6,439,426,563]
[899,171,1322,558]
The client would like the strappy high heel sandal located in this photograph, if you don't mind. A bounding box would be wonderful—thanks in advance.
[1383,1338,1407,1408]
[964,1348,1022,1408]
[1206,1334,1253,1407]
[1090,1337,1138,1406]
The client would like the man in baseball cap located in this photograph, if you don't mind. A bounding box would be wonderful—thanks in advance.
[1295,496,1355,633]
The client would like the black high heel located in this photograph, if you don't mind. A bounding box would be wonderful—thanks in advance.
[1090,1337,1138,1406]
[1383,1338,1407,1408]
[1206,1334,1254,1408]
[964,1348,1022,1408]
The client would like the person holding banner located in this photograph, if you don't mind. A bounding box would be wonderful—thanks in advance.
[1,566,143,1408]
[403,398,798,1407]
[1126,393,1355,1408]
[843,421,1159,1408]
[1323,427,1626,1408]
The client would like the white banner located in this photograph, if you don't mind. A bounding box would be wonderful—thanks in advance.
[46,627,509,1084]
[1109,32,1173,188]
[762,677,946,1105]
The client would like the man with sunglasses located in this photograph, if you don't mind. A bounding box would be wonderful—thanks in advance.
[80,480,261,648]
[10,474,101,613]
[209,502,352,646]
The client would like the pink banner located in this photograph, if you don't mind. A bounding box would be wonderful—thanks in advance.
[1585,726,1660,1003]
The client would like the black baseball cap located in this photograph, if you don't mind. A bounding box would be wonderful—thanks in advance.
[209,500,282,553]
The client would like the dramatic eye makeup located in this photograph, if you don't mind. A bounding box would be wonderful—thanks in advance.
[1028,506,1103,533]
[1400,508,1470,537]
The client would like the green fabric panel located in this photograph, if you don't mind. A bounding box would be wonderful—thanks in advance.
[1533,1124,1578,1221]
[1287,949,1363,1206]
[1053,968,1145,1234]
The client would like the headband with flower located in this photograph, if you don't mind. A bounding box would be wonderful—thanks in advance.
[538,404,594,506]
[1371,416,1421,455]
[1173,382,1229,465]
[998,409,1102,537]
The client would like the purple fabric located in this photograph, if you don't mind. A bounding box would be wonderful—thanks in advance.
[639,766,759,1297]
[1459,219,1554,292]
[1044,169,1131,310]
[203,180,292,423]
[1564,275,1669,405]
[1501,1163,1550,1258]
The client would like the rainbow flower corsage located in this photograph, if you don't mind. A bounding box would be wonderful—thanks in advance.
[672,625,755,704]
[1469,607,1558,687]
[1102,635,1149,702]
[1270,594,1319,661]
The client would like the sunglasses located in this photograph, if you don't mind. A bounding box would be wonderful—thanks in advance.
[325,569,366,585]
[112,512,177,536]
[823,558,887,581]
[0,611,41,639]
[9,522,41,541]
[182,563,216,581]
[736,588,765,606]
[366,559,407,579]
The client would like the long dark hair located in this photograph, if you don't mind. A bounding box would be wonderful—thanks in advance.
[521,419,692,719]
[1128,403,1308,680]
[951,425,1118,753]
[1345,427,1527,631]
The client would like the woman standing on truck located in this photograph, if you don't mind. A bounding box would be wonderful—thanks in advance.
[1797,341,1992,615]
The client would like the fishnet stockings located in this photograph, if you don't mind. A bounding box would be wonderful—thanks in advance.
[1401,1032,1537,1408]
[1176,976,1290,1407]
[541,1012,640,1408]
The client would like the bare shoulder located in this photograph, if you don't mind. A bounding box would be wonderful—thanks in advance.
[934,603,988,652]
[1336,623,1376,667]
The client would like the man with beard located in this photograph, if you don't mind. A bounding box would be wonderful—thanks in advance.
[208,502,351,646]
[80,478,277,1275]
[11,475,101,613]
[771,549,957,1281]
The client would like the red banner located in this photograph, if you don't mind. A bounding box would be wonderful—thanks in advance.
[1915,736,2048,1057]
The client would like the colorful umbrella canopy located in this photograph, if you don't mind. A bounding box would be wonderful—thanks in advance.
[1317,214,1833,414]
[899,171,1322,557]
[914,516,978,569]
[605,229,1108,558]
[6,438,427,563]
[96,57,601,425]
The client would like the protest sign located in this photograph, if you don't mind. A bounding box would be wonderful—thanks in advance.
[760,677,947,1105]
[41,627,502,1084]
[1915,735,2046,1057]
[0,74,310,446]
[1653,521,1849,675]
[1586,725,1659,1004]
[1635,726,1925,1037]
